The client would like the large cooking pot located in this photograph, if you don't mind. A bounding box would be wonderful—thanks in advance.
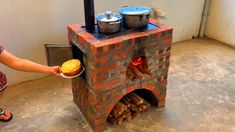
[96,11,122,34]
[119,6,152,28]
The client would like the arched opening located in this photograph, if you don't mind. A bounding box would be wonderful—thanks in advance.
[107,89,157,125]
[133,89,158,106]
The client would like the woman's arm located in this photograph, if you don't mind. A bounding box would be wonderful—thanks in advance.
[0,50,60,76]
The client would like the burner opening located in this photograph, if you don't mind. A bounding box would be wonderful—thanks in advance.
[127,49,153,81]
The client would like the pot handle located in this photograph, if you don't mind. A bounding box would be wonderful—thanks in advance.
[109,21,121,25]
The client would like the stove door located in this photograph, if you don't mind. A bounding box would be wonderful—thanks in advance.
[44,44,72,66]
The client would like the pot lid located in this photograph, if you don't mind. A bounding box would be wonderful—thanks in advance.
[119,6,152,15]
[96,11,122,22]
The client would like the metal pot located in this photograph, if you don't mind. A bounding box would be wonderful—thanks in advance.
[96,11,122,34]
[119,6,152,28]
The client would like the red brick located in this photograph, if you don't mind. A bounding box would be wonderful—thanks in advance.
[164,38,173,46]
[115,93,123,103]
[112,51,129,60]
[161,80,168,87]
[90,40,102,47]
[102,46,108,53]
[145,83,153,90]
[90,44,99,55]
[67,25,83,32]
[98,85,121,92]
[96,73,109,82]
[124,32,148,41]
[102,96,107,102]
[158,93,166,101]
[91,40,119,54]
[120,70,126,75]
[95,118,106,125]
[96,104,104,110]
[109,93,115,98]
[95,79,120,89]
[105,104,114,115]
[78,34,87,46]
[101,37,123,47]
[153,88,160,95]
[156,41,161,46]
[115,43,122,50]
[94,125,106,132]
[79,32,97,45]
[96,61,121,73]
[91,38,123,53]
[156,32,161,39]
[145,29,162,37]
[126,86,135,94]
[159,25,173,31]
[96,112,101,118]
[158,100,166,107]
[96,56,108,64]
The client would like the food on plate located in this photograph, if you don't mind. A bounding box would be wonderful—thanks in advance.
[61,59,82,76]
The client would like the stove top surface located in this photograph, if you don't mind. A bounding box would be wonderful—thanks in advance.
[82,23,159,40]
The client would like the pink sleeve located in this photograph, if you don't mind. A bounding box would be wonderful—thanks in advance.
[0,45,5,55]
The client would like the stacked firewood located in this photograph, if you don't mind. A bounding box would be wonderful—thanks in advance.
[107,93,151,125]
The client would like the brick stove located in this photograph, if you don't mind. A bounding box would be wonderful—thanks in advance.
[68,19,173,131]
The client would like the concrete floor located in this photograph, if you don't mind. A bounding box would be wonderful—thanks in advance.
[0,38,235,132]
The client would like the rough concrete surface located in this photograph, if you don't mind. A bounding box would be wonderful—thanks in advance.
[0,39,235,132]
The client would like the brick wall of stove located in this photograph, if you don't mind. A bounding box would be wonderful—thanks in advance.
[68,19,173,131]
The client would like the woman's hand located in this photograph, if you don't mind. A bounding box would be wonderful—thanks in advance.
[48,66,61,76]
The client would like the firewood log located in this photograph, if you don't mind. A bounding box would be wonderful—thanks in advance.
[127,93,144,105]
[143,100,151,108]
[108,93,152,125]
[128,64,144,79]
[127,67,137,80]
[130,105,139,112]
[108,117,123,125]
[121,98,131,108]
[124,110,132,121]
[132,112,141,118]
[111,102,127,118]
[136,57,153,77]
[125,115,132,121]
[117,119,123,125]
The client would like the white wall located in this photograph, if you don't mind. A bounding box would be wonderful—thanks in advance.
[205,0,235,46]
[0,0,205,85]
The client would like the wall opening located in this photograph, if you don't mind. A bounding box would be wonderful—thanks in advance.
[107,89,157,125]
[71,42,86,80]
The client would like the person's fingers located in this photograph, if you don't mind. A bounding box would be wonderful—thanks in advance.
[55,66,61,76]
[54,66,61,73]
[53,70,61,76]
[49,66,61,76]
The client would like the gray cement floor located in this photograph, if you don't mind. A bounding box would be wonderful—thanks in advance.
[0,38,235,132]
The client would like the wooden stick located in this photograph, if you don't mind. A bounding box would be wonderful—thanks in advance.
[127,93,144,105]
[121,98,131,108]
[111,102,127,118]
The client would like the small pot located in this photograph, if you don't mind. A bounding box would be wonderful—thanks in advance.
[119,6,152,28]
[96,11,122,34]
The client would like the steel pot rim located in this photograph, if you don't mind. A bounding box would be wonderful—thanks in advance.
[119,6,152,16]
